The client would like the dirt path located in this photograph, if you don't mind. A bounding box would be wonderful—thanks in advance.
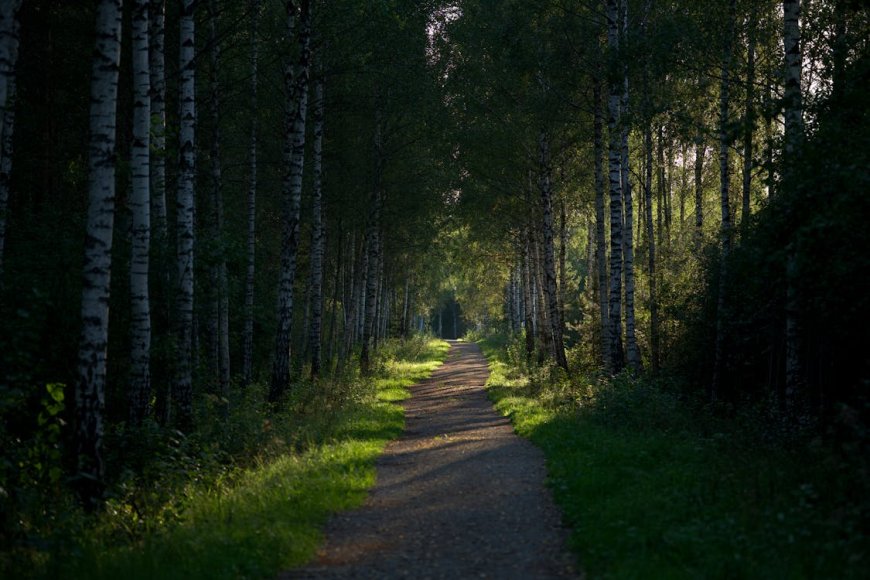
[281,341,578,579]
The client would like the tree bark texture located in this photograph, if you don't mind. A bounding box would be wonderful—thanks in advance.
[606,0,625,373]
[309,73,324,378]
[711,0,735,403]
[538,130,567,370]
[242,0,259,386]
[270,0,311,401]
[174,0,196,429]
[75,0,123,505]
[128,0,151,427]
[593,78,610,367]
[0,0,22,283]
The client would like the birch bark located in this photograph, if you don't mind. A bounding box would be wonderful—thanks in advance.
[175,0,197,428]
[129,0,151,426]
[309,73,324,378]
[75,0,123,504]
[270,0,311,401]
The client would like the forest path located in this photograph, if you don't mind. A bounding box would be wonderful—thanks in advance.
[281,340,578,579]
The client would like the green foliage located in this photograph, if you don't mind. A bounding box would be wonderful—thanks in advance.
[1,338,449,579]
[480,337,870,579]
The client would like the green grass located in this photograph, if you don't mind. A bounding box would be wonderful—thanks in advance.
[479,337,868,579]
[31,338,449,580]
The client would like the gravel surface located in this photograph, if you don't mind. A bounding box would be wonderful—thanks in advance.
[281,341,580,579]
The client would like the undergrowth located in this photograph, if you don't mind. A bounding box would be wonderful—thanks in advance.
[479,334,869,579]
[2,336,449,579]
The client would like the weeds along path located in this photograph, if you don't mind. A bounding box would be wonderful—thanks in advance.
[282,340,578,579]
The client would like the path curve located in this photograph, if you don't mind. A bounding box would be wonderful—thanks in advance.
[282,341,578,579]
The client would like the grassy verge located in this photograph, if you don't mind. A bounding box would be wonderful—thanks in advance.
[479,337,868,579]
[26,338,450,580]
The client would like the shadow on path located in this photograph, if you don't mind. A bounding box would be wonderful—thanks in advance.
[280,341,578,579]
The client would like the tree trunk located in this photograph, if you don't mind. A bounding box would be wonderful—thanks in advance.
[711,0,735,403]
[782,0,805,412]
[309,73,324,378]
[208,0,230,405]
[148,0,167,238]
[645,122,660,371]
[174,0,197,429]
[606,0,624,373]
[558,198,567,333]
[270,0,311,402]
[0,0,22,284]
[621,17,640,372]
[242,0,259,386]
[75,0,123,506]
[522,237,535,361]
[359,192,381,375]
[593,78,609,367]
[742,7,756,226]
[538,130,568,370]
[693,135,704,253]
[128,0,151,427]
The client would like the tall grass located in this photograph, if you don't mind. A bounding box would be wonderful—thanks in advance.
[479,336,868,579]
[5,337,449,579]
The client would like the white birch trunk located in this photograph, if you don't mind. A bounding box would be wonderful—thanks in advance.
[242,0,259,386]
[694,135,704,253]
[175,0,196,428]
[75,0,123,503]
[606,0,624,373]
[742,9,756,225]
[148,0,167,238]
[538,130,567,370]
[711,0,735,402]
[0,0,21,284]
[309,73,324,378]
[129,0,151,427]
[270,0,310,401]
[593,78,610,367]
[620,6,640,372]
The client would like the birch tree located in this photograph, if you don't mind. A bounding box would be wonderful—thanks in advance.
[538,130,567,370]
[593,78,610,367]
[711,0,736,402]
[75,0,123,504]
[271,0,311,402]
[621,2,640,372]
[149,0,167,238]
[242,0,259,386]
[782,0,805,411]
[0,0,22,283]
[606,0,625,373]
[207,0,230,402]
[175,0,196,428]
[309,72,324,378]
[129,0,151,427]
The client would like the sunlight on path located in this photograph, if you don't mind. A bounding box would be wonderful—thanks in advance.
[281,341,578,579]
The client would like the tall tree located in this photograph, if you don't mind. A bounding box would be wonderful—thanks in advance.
[711,0,736,402]
[782,0,805,411]
[149,0,167,237]
[593,77,610,367]
[128,0,152,427]
[175,0,197,428]
[606,0,625,373]
[271,0,311,402]
[741,6,757,225]
[75,0,123,505]
[242,0,259,387]
[309,72,325,378]
[621,1,640,373]
[207,0,230,403]
[538,130,567,369]
[0,0,22,284]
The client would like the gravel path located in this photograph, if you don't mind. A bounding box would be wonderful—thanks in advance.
[281,341,579,579]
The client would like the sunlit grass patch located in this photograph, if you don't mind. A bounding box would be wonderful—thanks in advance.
[34,338,449,580]
[479,337,869,579]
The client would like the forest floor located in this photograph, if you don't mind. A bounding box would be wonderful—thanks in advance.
[281,341,579,579]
